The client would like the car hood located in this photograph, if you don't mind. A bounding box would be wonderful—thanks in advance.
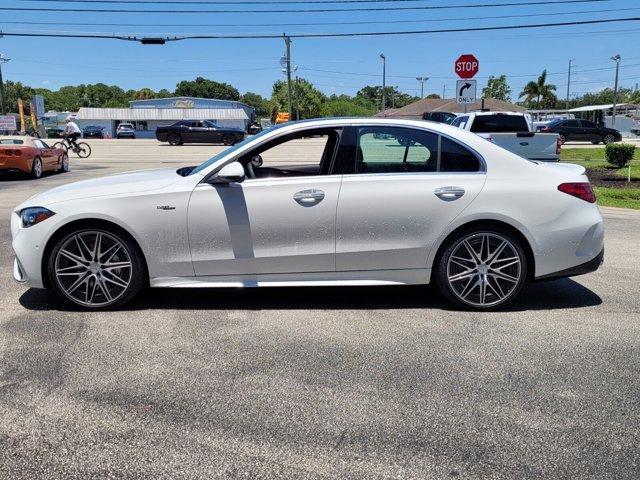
[19,168,182,208]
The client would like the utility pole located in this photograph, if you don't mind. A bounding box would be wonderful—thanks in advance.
[380,53,386,112]
[416,76,428,98]
[283,34,293,119]
[0,53,9,115]
[442,84,446,99]
[611,54,621,127]
[565,59,572,111]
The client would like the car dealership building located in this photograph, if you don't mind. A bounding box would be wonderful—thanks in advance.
[74,97,255,139]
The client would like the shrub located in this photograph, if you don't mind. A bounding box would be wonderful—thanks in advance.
[605,143,636,168]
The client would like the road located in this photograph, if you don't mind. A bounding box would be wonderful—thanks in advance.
[1,139,639,479]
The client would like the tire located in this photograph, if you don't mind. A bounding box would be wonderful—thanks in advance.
[47,228,146,309]
[435,227,528,310]
[603,134,616,145]
[31,156,43,179]
[558,134,567,144]
[58,153,70,173]
[53,142,68,153]
[167,133,183,146]
[222,134,236,146]
[75,142,92,158]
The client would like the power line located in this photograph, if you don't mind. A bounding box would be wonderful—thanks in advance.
[1,6,636,29]
[0,0,611,14]
[14,0,491,3]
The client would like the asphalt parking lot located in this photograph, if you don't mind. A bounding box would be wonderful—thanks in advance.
[1,139,639,479]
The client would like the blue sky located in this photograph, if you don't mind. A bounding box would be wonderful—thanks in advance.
[1,0,639,100]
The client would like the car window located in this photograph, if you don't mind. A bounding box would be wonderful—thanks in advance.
[442,113,457,124]
[0,139,24,145]
[33,139,45,148]
[470,115,529,133]
[581,120,598,128]
[193,121,204,128]
[563,120,580,127]
[356,126,437,174]
[440,137,481,172]
[450,116,465,128]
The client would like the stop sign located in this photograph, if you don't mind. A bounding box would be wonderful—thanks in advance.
[455,54,479,79]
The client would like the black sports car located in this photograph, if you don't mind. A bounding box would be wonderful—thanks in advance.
[537,119,622,144]
[83,125,105,139]
[155,120,245,146]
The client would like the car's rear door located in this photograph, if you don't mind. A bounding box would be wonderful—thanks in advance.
[335,125,486,275]
[187,127,344,277]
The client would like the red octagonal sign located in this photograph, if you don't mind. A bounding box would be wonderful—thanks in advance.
[455,54,479,79]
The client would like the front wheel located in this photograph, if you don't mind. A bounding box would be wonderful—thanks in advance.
[75,142,92,158]
[222,134,236,146]
[47,228,146,309]
[435,228,527,310]
[603,134,616,144]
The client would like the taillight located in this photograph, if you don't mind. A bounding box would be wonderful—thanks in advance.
[556,137,562,155]
[13,149,22,156]
[558,183,596,203]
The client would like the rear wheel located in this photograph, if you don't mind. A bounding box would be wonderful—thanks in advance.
[167,133,183,146]
[435,228,527,310]
[76,142,92,158]
[47,228,146,309]
[558,134,567,144]
[31,156,43,179]
[222,134,236,146]
[603,134,616,144]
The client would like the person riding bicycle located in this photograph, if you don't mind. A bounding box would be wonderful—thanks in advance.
[62,117,82,149]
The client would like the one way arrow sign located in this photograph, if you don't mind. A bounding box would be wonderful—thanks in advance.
[456,79,477,104]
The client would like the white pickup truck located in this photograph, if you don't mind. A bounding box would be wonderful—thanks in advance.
[450,111,560,162]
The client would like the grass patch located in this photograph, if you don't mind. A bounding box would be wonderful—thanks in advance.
[594,187,640,209]
[561,147,640,180]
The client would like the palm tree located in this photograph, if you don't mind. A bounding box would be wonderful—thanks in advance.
[519,69,557,108]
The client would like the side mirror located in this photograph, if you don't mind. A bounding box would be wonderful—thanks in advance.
[211,161,245,184]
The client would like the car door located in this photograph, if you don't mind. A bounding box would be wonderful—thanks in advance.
[187,127,344,277]
[579,120,600,142]
[203,121,222,143]
[33,139,57,170]
[335,125,486,274]
[561,120,581,141]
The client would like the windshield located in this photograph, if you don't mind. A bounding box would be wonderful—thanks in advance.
[189,124,285,175]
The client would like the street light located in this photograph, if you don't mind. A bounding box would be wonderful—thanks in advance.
[380,53,386,112]
[611,54,621,126]
[416,76,429,98]
[0,53,10,115]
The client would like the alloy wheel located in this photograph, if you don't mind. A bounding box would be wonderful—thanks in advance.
[446,232,522,308]
[32,158,42,178]
[603,134,615,144]
[54,231,133,307]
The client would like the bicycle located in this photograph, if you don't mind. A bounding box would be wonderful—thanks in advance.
[53,136,92,158]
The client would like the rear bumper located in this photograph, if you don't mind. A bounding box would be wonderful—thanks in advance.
[536,247,604,281]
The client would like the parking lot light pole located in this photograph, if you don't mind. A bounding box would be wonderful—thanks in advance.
[611,54,621,127]
[565,59,572,111]
[380,53,386,112]
[0,54,9,115]
[284,34,293,119]
[416,76,428,98]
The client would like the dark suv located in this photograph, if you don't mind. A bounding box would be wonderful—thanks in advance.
[422,111,457,124]
[537,119,621,144]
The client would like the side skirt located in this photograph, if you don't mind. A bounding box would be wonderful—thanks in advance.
[150,269,431,288]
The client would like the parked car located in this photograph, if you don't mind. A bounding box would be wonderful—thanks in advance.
[11,119,603,311]
[0,136,69,179]
[422,111,457,124]
[537,119,622,144]
[248,122,263,135]
[116,123,136,139]
[156,120,245,146]
[451,111,560,162]
[45,127,65,139]
[83,125,105,139]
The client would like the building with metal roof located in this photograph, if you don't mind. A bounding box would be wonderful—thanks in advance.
[373,97,525,120]
[74,97,255,139]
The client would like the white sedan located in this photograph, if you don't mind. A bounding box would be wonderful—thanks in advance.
[11,118,604,310]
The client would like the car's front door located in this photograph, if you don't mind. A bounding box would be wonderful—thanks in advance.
[33,139,57,170]
[187,128,343,277]
[579,120,600,142]
[335,125,486,274]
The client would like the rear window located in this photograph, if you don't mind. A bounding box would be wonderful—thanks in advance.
[0,139,24,145]
[470,115,529,133]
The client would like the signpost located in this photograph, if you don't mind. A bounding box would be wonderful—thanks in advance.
[454,54,479,112]
[33,94,45,118]
[0,115,16,132]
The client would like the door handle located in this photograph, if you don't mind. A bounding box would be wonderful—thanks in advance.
[294,189,325,206]
[434,186,465,200]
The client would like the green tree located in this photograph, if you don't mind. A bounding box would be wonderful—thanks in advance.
[482,75,512,102]
[240,92,270,117]
[426,93,441,99]
[175,77,239,100]
[3,81,36,113]
[134,88,156,100]
[519,70,557,108]
[356,85,418,110]
[156,89,173,99]
[270,78,325,120]
[321,95,376,117]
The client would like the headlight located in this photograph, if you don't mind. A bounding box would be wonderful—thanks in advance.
[19,207,56,228]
